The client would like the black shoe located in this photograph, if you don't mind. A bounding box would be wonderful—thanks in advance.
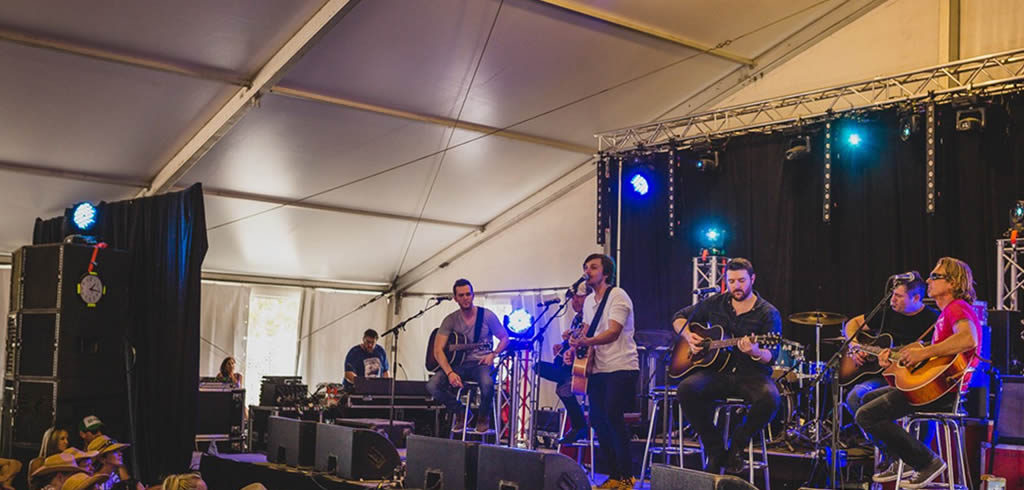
[871,460,900,483]
[704,452,724,474]
[558,428,586,445]
[902,457,946,489]
[723,451,746,474]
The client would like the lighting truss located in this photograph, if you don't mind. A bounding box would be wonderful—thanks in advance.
[596,48,1024,153]
[996,238,1024,310]
[692,255,728,305]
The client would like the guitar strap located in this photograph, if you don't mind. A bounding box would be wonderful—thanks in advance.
[472,307,485,343]
[585,287,614,338]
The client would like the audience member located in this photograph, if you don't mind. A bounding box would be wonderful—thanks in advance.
[30,428,70,476]
[30,453,84,490]
[59,472,109,490]
[78,416,105,447]
[159,473,207,490]
[62,448,99,475]
[86,436,131,490]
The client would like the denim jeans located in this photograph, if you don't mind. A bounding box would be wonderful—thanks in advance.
[676,370,780,458]
[853,386,955,470]
[846,376,889,417]
[426,363,495,417]
[588,370,639,480]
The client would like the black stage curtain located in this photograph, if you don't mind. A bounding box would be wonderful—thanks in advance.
[32,184,208,482]
[616,95,1024,353]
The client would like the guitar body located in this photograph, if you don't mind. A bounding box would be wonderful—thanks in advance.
[668,324,730,379]
[570,347,593,395]
[424,329,490,372]
[838,332,894,386]
[882,343,970,406]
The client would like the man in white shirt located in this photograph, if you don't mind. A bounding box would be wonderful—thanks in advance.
[565,253,639,489]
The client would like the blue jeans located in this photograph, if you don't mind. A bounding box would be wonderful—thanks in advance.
[846,376,889,417]
[426,363,495,417]
[854,386,954,470]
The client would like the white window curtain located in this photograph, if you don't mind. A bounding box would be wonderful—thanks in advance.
[297,289,389,390]
[199,281,252,378]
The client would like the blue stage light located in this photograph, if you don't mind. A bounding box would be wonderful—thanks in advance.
[847,133,862,146]
[507,309,533,335]
[705,229,720,241]
[630,174,649,196]
[71,202,97,231]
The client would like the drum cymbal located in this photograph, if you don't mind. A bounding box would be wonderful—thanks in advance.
[634,329,674,348]
[788,311,848,326]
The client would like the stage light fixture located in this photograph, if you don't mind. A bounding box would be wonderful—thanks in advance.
[785,136,811,161]
[71,202,97,231]
[899,113,920,142]
[629,173,649,196]
[506,309,533,336]
[698,226,726,255]
[1009,201,1024,235]
[847,133,862,146]
[696,150,719,172]
[956,108,986,132]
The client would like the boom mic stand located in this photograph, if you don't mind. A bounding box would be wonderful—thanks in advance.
[382,297,449,429]
[525,297,570,448]
[806,280,895,489]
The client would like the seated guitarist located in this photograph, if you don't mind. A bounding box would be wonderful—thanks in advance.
[855,257,981,488]
[843,272,938,418]
[672,257,782,475]
[533,281,591,445]
[426,278,509,433]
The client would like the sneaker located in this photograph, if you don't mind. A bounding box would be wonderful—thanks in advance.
[901,457,946,489]
[474,414,490,433]
[616,476,636,489]
[872,460,917,483]
[451,411,468,432]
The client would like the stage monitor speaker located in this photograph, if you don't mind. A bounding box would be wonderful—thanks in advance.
[476,444,590,490]
[314,422,400,480]
[996,375,1024,444]
[988,310,1024,375]
[197,388,245,437]
[405,435,478,490]
[266,416,317,467]
[651,464,758,490]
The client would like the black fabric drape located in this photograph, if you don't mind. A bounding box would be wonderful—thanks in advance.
[617,95,1024,358]
[32,216,65,244]
[32,184,208,482]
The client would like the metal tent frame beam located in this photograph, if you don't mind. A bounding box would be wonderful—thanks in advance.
[597,47,1024,153]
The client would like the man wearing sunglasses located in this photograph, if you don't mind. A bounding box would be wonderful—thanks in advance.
[854,257,982,489]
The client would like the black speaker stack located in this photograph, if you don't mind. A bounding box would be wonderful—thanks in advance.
[265,415,400,480]
[2,243,130,461]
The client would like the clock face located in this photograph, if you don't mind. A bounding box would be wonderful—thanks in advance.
[78,274,104,305]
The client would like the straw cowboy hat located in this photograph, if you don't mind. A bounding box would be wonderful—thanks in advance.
[30,453,85,478]
[60,472,109,490]
[86,435,130,456]
[62,447,99,461]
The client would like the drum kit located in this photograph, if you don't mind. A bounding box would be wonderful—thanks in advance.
[768,310,851,450]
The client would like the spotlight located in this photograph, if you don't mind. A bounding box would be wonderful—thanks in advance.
[71,202,97,232]
[1009,200,1024,236]
[506,309,533,337]
[847,133,862,146]
[785,136,811,161]
[956,108,986,132]
[629,173,649,196]
[696,150,719,172]
[698,226,726,255]
[899,114,920,142]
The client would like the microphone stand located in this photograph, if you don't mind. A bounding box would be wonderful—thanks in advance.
[526,298,568,448]
[806,279,896,489]
[382,297,448,429]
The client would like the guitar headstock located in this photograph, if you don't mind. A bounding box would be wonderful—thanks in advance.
[755,332,783,347]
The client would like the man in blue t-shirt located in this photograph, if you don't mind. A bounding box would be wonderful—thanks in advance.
[344,329,389,389]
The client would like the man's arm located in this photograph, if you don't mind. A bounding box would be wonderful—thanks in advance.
[919,319,978,358]
[845,314,866,339]
[583,319,623,346]
[433,331,455,375]
[344,371,357,384]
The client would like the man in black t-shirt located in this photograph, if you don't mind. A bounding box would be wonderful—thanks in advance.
[673,258,783,475]
[842,272,938,477]
[344,329,389,389]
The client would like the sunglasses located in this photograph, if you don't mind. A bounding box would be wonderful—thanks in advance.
[927,272,947,280]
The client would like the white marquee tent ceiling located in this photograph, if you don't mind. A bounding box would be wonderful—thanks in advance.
[0,0,885,287]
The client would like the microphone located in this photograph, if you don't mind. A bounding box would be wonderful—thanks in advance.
[571,274,588,289]
[537,299,560,307]
[693,286,720,295]
[430,296,452,302]
[889,272,915,282]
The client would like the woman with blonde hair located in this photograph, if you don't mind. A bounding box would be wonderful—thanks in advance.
[29,428,70,476]
[159,473,207,490]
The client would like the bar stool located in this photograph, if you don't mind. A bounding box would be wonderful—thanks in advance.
[640,385,700,485]
[449,381,498,442]
[707,398,771,490]
[556,396,597,480]
[894,373,973,490]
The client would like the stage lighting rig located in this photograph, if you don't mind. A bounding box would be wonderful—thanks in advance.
[899,113,921,142]
[71,202,97,232]
[956,108,986,132]
[1008,200,1024,237]
[785,135,811,161]
[695,150,719,172]
[505,309,534,338]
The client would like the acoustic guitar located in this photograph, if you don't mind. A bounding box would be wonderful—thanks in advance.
[557,316,594,395]
[854,341,971,406]
[837,332,895,386]
[667,323,782,379]
[424,328,492,372]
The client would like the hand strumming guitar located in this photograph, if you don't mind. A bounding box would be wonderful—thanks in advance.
[681,328,703,353]
[552,343,563,356]
[446,370,463,389]
[480,352,497,366]
[876,348,893,368]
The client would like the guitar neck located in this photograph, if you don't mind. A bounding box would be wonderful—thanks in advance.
[449,343,490,352]
[855,344,900,362]
[705,335,767,350]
